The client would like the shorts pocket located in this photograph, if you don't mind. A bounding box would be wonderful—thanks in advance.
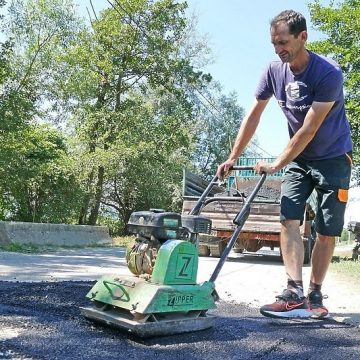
[338,188,348,202]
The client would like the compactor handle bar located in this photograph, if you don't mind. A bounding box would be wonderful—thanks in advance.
[209,168,267,283]
[189,166,266,216]
[186,166,267,283]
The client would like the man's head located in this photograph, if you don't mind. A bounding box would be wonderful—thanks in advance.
[271,10,307,38]
[270,10,308,64]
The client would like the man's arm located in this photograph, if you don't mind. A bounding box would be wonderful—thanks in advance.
[255,101,335,174]
[217,98,270,178]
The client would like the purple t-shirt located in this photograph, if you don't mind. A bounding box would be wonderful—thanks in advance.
[255,51,352,160]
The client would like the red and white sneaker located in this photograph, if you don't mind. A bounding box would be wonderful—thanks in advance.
[260,289,311,319]
[307,290,329,318]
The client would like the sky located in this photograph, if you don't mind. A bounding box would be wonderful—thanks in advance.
[184,0,326,157]
[83,0,327,157]
[0,0,325,157]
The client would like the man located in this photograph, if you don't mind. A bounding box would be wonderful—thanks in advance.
[217,10,353,319]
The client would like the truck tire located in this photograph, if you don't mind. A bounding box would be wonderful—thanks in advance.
[302,222,316,264]
[279,238,314,264]
[209,240,227,258]
[233,247,244,254]
[233,244,244,254]
[303,237,314,264]
[198,244,210,257]
[279,247,283,263]
[352,245,359,261]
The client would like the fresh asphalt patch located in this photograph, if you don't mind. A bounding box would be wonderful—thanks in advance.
[0,281,359,360]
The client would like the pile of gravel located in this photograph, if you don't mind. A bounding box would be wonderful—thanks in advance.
[241,184,281,202]
[214,184,281,202]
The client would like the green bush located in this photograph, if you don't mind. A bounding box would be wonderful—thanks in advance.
[339,229,355,243]
[97,216,125,237]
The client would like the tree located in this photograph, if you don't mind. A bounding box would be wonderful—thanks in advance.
[0,0,36,133]
[0,125,83,222]
[56,0,212,225]
[6,0,81,93]
[189,81,256,180]
[0,0,85,222]
[1,0,250,229]
[98,88,194,232]
[308,0,360,182]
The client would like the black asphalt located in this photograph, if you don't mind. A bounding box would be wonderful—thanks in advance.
[0,281,359,360]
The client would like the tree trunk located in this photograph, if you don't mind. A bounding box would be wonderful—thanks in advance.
[87,165,105,225]
[78,170,94,224]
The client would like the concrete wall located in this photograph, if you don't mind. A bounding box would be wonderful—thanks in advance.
[0,221,112,247]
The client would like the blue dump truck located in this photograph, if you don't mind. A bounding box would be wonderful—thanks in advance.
[182,157,316,264]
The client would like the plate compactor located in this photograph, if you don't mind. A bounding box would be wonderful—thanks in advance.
[80,167,266,337]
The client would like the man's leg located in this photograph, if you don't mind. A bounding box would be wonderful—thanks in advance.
[307,234,335,318]
[310,234,335,285]
[259,219,310,319]
[306,153,352,318]
[260,159,312,319]
[281,219,304,282]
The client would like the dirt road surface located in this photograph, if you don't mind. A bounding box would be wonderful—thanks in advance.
[1,247,359,359]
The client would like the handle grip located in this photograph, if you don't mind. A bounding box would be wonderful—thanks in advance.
[189,166,265,215]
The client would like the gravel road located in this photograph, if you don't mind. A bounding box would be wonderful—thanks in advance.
[1,248,359,359]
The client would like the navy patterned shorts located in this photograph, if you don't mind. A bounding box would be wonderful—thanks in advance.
[280,153,352,236]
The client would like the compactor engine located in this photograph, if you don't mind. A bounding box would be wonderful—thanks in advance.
[126,209,212,275]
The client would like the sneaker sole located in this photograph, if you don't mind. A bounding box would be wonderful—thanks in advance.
[310,312,329,319]
[260,308,312,319]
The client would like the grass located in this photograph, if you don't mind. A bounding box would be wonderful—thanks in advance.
[0,242,106,253]
[0,236,136,254]
[329,259,360,283]
[112,235,135,248]
[0,243,42,253]
[330,242,360,282]
[0,236,135,254]
[329,258,360,287]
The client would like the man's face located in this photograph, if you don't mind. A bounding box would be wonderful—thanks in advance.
[271,22,307,63]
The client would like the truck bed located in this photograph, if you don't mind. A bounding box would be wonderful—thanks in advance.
[181,166,313,261]
[182,198,281,234]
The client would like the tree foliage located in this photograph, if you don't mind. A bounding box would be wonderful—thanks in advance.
[55,0,214,226]
[308,0,360,174]
[0,0,249,231]
[0,0,84,222]
[0,126,83,222]
[189,82,249,180]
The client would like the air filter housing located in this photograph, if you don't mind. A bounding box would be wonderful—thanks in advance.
[127,210,183,241]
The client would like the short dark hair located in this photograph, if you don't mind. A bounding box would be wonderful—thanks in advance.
[271,10,307,37]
